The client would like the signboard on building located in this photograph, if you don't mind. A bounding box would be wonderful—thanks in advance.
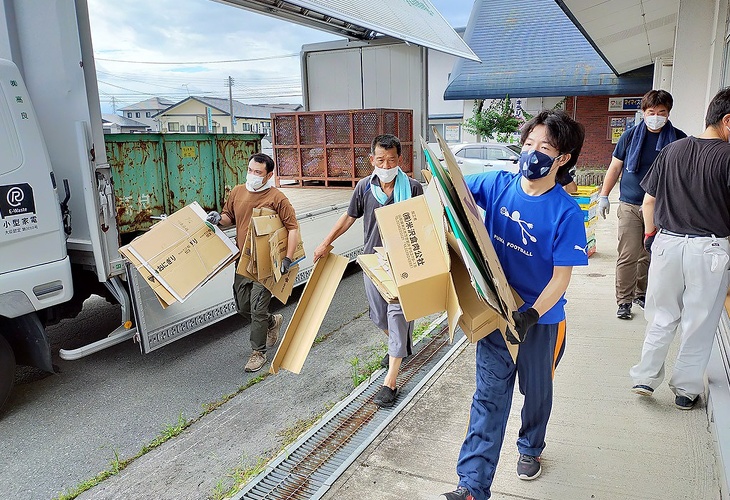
[444,124,460,142]
[206,106,213,133]
[608,116,638,144]
[608,97,642,112]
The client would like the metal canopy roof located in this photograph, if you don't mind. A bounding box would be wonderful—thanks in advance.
[555,0,678,75]
[443,0,654,100]
[214,0,480,61]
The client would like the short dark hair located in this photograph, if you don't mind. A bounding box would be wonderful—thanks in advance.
[705,87,730,127]
[250,152,275,173]
[520,110,585,178]
[370,134,401,156]
[641,89,673,111]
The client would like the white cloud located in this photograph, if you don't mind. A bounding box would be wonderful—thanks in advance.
[88,0,475,112]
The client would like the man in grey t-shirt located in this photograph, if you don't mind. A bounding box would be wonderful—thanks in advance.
[314,134,423,408]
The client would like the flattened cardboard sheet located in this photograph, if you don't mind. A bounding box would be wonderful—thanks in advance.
[235,209,303,303]
[357,254,398,303]
[270,249,348,374]
[448,233,517,361]
[427,130,523,334]
[269,227,305,282]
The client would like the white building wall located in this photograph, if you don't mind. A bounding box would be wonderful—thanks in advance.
[670,0,717,134]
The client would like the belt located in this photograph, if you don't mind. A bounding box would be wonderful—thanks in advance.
[659,228,713,238]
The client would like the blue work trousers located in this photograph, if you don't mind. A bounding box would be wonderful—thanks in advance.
[457,321,566,500]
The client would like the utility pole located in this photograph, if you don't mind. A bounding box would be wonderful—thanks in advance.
[228,76,235,133]
[111,96,117,113]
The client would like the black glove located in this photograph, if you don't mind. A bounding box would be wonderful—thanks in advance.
[206,211,222,225]
[506,308,539,344]
[644,229,657,254]
[280,256,292,275]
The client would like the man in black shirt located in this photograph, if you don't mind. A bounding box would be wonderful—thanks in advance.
[629,87,730,410]
[598,90,686,320]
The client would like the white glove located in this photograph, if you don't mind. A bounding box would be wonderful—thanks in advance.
[206,211,222,225]
[598,196,610,219]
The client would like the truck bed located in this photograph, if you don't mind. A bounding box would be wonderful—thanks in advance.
[279,186,354,216]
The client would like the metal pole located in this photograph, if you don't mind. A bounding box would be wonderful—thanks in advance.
[228,76,235,133]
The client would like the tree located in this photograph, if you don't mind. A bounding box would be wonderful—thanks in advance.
[462,95,520,142]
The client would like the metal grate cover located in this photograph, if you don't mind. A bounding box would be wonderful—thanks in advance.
[233,320,465,500]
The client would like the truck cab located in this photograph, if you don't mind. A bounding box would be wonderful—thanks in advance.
[0,59,74,407]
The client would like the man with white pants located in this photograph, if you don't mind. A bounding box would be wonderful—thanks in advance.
[630,87,730,410]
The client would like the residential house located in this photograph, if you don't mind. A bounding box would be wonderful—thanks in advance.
[119,97,176,132]
[155,96,302,135]
[101,113,148,134]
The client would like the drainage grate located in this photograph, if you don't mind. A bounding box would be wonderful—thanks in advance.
[232,319,466,500]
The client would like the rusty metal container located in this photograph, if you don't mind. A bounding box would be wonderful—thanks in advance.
[105,133,261,235]
[272,109,413,187]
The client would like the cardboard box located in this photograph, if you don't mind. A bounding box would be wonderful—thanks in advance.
[270,249,349,374]
[119,202,239,306]
[374,183,461,340]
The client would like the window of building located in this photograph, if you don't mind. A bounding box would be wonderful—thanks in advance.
[127,112,132,118]
[198,126,205,133]
[135,112,140,118]
[222,126,227,133]
[145,112,151,117]
[242,123,251,131]
[168,122,179,132]
[187,125,196,132]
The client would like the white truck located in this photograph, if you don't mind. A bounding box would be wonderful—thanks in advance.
[0,0,363,410]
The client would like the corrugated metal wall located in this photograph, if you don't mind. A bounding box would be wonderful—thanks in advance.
[105,133,261,234]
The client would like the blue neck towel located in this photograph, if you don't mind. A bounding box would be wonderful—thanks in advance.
[624,120,678,173]
[370,167,412,204]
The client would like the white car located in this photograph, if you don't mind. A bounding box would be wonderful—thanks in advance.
[449,142,521,176]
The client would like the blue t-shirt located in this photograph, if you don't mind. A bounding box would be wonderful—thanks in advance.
[466,171,589,324]
[613,125,687,205]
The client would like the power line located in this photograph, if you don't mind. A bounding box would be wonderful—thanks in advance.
[95,53,299,64]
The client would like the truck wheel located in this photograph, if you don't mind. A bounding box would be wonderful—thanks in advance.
[0,334,15,411]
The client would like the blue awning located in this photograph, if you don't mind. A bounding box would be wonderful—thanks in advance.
[443,0,654,100]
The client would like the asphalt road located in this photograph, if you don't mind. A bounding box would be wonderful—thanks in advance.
[0,263,376,500]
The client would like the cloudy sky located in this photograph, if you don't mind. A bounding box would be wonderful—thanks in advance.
[87,0,475,113]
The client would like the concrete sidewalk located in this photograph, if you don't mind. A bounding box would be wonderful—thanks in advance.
[323,202,722,500]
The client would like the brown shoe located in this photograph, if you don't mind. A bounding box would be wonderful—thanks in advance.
[244,350,267,372]
[267,314,283,348]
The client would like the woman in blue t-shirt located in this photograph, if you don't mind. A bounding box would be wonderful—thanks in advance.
[442,110,589,500]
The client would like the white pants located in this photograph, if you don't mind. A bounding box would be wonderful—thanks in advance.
[629,232,730,399]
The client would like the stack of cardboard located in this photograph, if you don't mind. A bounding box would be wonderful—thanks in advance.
[235,207,305,304]
[357,130,522,361]
[119,202,239,308]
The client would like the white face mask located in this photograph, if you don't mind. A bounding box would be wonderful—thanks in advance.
[246,173,266,191]
[644,115,667,130]
[374,166,399,184]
